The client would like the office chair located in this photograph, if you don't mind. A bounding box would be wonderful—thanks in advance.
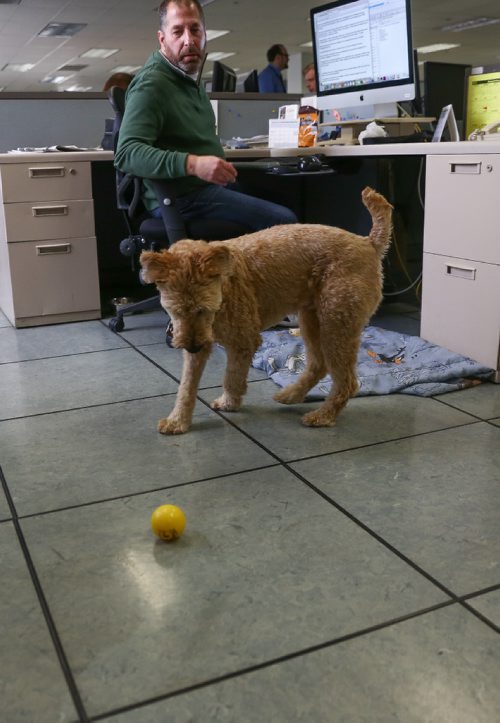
[107,85,248,333]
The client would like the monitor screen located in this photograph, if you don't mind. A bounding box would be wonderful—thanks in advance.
[243,69,259,93]
[211,61,237,92]
[311,0,415,114]
[424,61,471,129]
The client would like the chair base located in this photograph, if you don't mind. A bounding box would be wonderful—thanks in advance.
[108,295,162,332]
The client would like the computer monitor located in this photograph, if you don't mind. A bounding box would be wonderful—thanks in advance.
[310,0,415,117]
[465,66,500,139]
[211,61,237,92]
[423,61,471,138]
[243,69,259,93]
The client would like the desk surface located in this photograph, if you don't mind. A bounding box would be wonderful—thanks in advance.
[0,150,113,164]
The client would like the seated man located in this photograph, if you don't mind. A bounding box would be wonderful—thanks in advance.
[115,0,297,232]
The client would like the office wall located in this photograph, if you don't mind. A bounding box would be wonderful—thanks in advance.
[0,93,302,153]
[0,95,111,152]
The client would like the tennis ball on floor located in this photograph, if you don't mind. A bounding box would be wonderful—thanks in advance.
[151,504,186,541]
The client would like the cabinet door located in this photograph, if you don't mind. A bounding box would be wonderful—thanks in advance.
[4,199,95,242]
[8,237,100,319]
[424,154,500,264]
[0,161,92,202]
[421,252,500,370]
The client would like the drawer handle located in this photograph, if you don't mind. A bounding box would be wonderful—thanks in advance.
[446,264,476,281]
[449,162,481,175]
[36,243,72,255]
[32,205,69,217]
[29,166,66,178]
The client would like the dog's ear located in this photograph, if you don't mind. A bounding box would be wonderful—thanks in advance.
[140,250,173,283]
[200,245,233,278]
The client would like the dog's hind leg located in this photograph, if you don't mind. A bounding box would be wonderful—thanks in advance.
[274,309,327,405]
[301,330,360,428]
[158,346,211,434]
[211,343,258,412]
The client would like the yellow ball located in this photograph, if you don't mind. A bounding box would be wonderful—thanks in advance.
[151,504,186,542]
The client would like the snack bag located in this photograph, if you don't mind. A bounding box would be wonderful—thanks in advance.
[298,105,319,147]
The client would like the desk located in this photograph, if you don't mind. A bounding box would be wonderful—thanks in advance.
[1,145,499,380]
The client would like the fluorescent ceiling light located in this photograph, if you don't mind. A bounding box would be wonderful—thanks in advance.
[57,64,88,72]
[1,63,35,72]
[416,43,460,54]
[41,74,74,84]
[38,22,87,37]
[441,18,500,32]
[206,51,235,61]
[206,29,229,41]
[65,84,93,92]
[80,48,119,59]
[300,41,313,47]
[112,65,142,73]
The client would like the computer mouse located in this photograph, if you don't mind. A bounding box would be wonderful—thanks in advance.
[297,155,323,172]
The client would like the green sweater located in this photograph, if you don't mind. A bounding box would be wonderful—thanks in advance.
[114,50,225,211]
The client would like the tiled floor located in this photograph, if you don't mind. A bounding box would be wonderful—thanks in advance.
[0,305,499,723]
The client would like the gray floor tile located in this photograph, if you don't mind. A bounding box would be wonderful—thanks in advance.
[138,342,268,387]
[0,320,127,364]
[0,487,11,521]
[109,308,171,346]
[199,379,477,461]
[435,382,500,420]
[291,423,500,595]
[492,418,500,427]
[0,309,11,328]
[0,524,76,723]
[21,467,446,716]
[371,314,421,336]
[0,397,276,515]
[0,348,178,420]
[467,590,500,628]
[101,605,500,723]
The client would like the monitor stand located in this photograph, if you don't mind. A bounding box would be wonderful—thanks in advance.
[372,102,398,119]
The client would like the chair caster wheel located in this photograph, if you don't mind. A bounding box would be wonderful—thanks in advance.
[109,317,124,333]
[165,321,174,347]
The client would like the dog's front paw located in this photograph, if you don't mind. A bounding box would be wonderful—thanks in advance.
[301,409,336,428]
[210,394,240,412]
[273,387,304,405]
[157,417,190,435]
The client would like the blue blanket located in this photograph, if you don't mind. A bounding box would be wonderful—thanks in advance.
[252,327,493,397]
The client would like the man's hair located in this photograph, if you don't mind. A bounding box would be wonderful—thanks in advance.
[158,0,205,28]
[303,62,315,76]
[267,44,284,63]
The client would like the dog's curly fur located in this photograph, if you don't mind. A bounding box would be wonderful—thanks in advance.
[140,186,393,434]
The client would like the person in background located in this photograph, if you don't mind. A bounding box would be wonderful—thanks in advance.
[102,72,134,92]
[114,0,297,232]
[303,62,317,94]
[258,44,288,93]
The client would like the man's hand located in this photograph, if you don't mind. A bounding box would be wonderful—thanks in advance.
[186,154,237,185]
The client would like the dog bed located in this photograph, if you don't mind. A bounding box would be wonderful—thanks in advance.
[252,326,493,397]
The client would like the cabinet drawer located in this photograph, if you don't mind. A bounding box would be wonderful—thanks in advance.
[8,236,100,319]
[4,199,95,242]
[424,154,500,264]
[421,252,500,370]
[0,161,92,202]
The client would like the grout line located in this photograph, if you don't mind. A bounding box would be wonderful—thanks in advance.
[0,345,130,367]
[13,463,281,520]
[90,599,456,722]
[0,466,89,723]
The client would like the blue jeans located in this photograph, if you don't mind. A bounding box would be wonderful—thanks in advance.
[151,183,297,230]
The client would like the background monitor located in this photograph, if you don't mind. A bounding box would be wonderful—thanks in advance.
[211,61,237,92]
[311,0,415,117]
[465,66,500,139]
[423,61,471,139]
[243,69,259,93]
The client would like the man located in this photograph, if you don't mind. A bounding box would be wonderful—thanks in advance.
[115,0,297,231]
[303,62,317,94]
[258,44,288,94]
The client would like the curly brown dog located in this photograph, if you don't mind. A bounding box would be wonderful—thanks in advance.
[140,187,393,434]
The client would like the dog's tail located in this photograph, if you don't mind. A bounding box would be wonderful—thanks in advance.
[362,187,393,258]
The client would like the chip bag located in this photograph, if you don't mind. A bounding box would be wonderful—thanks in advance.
[298,105,319,147]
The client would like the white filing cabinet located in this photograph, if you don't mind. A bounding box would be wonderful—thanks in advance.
[421,154,500,381]
[0,157,101,327]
